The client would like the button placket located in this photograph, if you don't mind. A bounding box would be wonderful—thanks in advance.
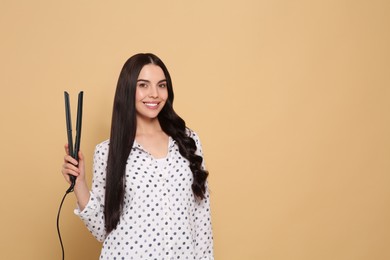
[160,158,172,259]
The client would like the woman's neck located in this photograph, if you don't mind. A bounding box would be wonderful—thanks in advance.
[136,117,162,136]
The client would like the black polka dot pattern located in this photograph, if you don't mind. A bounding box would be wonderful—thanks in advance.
[74,130,214,259]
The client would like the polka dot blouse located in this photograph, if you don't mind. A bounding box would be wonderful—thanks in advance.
[74,129,214,259]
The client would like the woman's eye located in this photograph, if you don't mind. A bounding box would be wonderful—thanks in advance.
[159,84,166,88]
[138,83,147,88]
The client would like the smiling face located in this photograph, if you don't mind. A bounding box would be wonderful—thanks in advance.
[135,64,168,122]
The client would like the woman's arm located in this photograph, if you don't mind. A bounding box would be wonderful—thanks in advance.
[73,142,109,242]
[194,184,214,259]
[190,131,214,259]
[62,142,108,242]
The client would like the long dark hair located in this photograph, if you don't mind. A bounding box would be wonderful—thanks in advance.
[105,53,209,233]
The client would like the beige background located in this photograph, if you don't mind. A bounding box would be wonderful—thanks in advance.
[1,0,389,259]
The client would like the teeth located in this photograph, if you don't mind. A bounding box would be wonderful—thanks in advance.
[145,103,157,107]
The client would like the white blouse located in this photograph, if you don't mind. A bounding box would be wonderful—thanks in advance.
[74,130,214,260]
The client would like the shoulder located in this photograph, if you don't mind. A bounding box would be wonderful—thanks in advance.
[94,139,110,156]
[95,139,109,149]
[186,128,202,146]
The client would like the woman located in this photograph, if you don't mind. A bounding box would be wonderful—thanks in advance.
[62,53,214,259]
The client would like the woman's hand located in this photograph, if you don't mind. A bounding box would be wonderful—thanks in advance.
[62,143,86,185]
[61,144,90,210]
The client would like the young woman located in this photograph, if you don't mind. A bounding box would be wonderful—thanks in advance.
[62,53,214,259]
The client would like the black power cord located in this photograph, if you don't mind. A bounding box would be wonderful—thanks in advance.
[56,188,73,260]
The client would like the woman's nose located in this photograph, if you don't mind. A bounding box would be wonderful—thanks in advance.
[148,85,158,98]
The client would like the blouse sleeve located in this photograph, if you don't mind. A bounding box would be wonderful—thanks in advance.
[190,130,214,259]
[74,142,108,242]
[194,184,214,259]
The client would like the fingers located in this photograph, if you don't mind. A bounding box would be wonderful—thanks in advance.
[62,148,86,185]
[64,144,83,165]
[62,160,80,177]
[62,153,80,184]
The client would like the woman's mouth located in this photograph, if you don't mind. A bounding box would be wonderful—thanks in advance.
[144,102,159,109]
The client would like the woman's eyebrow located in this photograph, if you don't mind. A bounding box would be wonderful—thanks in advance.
[137,79,166,83]
[137,79,150,83]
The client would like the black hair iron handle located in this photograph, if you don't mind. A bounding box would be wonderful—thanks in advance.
[64,91,83,193]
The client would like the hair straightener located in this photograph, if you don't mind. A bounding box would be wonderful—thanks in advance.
[57,91,83,260]
[64,91,83,193]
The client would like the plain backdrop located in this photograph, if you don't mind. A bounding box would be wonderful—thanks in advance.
[0,0,389,259]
